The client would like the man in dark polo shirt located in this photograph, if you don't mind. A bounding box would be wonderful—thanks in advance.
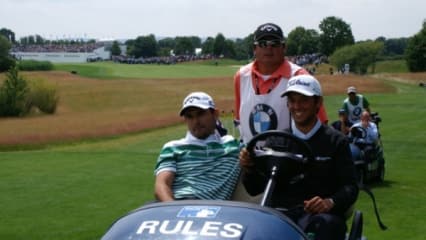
[239,75,358,240]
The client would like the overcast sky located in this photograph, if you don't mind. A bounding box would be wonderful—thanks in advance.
[1,0,425,41]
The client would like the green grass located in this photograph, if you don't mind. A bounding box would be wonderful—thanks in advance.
[0,125,186,240]
[54,61,241,79]
[1,79,425,239]
[1,59,425,239]
[372,59,409,73]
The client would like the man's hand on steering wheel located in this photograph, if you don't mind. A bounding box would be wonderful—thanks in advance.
[239,148,255,170]
[304,196,335,214]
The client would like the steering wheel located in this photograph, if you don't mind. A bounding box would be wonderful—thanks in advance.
[246,130,314,181]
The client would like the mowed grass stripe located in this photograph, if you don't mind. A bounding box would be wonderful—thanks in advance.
[54,61,242,79]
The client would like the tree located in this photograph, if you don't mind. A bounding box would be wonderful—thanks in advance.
[0,35,15,72]
[132,34,158,58]
[110,41,121,56]
[158,37,175,56]
[213,33,226,57]
[158,37,175,48]
[174,37,194,55]
[35,34,44,44]
[28,35,35,44]
[0,28,15,43]
[18,34,45,45]
[189,36,202,48]
[405,20,426,72]
[234,36,253,61]
[383,38,408,56]
[222,39,236,58]
[286,27,320,56]
[375,36,409,59]
[305,29,321,53]
[201,37,215,55]
[319,16,355,55]
[329,41,384,74]
[125,39,135,56]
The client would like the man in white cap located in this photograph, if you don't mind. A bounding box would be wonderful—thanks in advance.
[239,75,358,240]
[154,92,240,201]
[342,86,371,124]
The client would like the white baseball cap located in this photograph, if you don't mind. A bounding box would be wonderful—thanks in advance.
[179,91,216,116]
[347,86,357,94]
[281,75,322,97]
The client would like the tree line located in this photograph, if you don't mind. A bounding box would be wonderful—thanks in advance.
[1,16,425,73]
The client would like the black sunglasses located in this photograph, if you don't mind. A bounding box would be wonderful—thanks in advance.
[254,40,284,48]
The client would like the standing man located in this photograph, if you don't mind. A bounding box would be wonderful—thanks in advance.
[342,86,371,124]
[240,75,358,239]
[234,22,328,144]
[154,92,240,201]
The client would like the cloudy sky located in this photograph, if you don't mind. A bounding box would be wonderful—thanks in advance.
[1,0,425,41]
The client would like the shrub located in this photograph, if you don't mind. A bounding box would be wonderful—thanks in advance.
[0,68,59,117]
[329,41,384,74]
[0,66,30,116]
[27,78,59,114]
[18,60,54,71]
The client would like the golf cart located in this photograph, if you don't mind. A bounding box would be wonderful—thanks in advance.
[349,112,385,184]
[101,131,363,240]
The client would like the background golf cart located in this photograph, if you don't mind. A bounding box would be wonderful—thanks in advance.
[102,131,364,240]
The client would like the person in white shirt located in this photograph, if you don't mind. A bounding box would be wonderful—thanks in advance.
[349,111,379,161]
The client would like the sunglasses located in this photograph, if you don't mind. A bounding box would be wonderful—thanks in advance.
[254,40,284,48]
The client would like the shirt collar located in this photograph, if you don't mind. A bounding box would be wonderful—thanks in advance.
[291,119,322,140]
[252,59,292,79]
[185,131,221,143]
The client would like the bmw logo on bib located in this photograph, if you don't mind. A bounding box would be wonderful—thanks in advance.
[249,104,278,135]
[353,106,362,118]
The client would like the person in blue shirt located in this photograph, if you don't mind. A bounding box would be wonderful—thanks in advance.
[349,111,379,162]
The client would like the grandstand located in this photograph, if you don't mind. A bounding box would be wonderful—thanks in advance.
[10,42,111,63]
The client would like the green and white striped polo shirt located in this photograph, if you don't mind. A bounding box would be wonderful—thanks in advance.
[154,131,241,200]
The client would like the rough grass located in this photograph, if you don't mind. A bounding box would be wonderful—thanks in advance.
[0,71,234,147]
[0,65,404,149]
